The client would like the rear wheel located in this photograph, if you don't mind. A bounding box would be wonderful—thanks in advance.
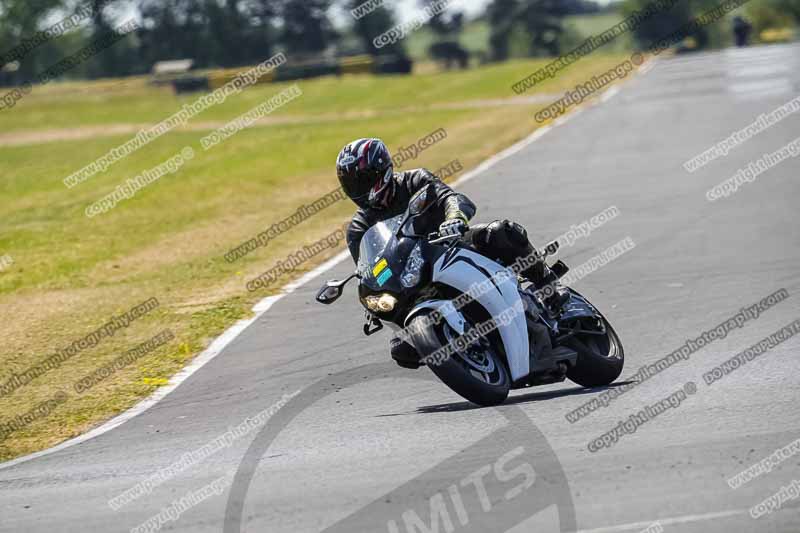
[562,313,624,388]
[407,311,510,406]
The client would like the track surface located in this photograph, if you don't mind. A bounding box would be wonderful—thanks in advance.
[2,44,800,533]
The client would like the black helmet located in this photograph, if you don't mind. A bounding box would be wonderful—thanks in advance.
[336,138,394,210]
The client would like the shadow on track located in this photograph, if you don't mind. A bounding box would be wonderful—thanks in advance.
[374,380,636,415]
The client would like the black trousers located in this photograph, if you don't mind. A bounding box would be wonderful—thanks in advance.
[463,219,547,285]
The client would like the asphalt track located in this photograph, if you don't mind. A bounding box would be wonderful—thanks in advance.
[2,44,800,533]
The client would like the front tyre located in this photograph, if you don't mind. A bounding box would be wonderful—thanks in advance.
[407,311,510,406]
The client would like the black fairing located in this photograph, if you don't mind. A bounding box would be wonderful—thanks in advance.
[559,290,599,321]
[356,186,445,324]
[358,227,417,294]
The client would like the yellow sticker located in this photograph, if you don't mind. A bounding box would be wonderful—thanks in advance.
[372,258,388,277]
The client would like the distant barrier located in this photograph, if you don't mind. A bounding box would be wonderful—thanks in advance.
[172,54,412,93]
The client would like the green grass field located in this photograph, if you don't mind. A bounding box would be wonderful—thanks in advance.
[0,54,629,461]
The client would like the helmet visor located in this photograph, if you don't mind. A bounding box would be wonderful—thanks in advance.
[340,167,374,201]
[345,167,393,209]
[366,167,394,208]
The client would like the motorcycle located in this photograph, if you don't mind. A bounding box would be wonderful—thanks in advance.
[316,184,624,406]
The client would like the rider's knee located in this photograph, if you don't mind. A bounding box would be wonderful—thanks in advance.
[483,219,534,260]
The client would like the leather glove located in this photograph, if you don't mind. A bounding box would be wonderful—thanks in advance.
[439,216,468,238]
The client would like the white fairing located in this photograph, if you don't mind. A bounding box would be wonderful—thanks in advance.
[405,299,466,336]
[431,248,530,381]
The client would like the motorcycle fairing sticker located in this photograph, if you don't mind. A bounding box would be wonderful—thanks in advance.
[377,268,393,286]
[372,258,388,277]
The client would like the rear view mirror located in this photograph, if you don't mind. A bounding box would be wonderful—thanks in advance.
[315,273,358,304]
[316,280,345,304]
[550,260,569,279]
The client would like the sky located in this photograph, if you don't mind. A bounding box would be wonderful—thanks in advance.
[388,0,612,23]
[331,0,492,27]
[392,0,492,23]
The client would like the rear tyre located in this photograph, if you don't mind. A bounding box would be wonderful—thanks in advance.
[563,314,624,388]
[407,311,510,406]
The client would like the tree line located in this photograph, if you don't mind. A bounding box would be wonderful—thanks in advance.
[0,0,797,83]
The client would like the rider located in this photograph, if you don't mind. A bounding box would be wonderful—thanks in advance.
[336,138,567,366]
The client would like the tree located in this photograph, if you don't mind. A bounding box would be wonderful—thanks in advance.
[622,0,721,51]
[276,0,336,56]
[348,0,404,56]
[486,0,567,60]
[137,0,203,67]
[518,0,568,56]
[771,0,800,22]
[0,0,66,79]
[85,0,140,78]
[205,0,276,66]
[421,0,469,68]
[136,0,276,70]
[487,0,517,61]
[0,0,64,45]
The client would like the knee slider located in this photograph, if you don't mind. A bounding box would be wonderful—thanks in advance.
[507,221,530,247]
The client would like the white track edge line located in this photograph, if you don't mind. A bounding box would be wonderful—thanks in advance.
[0,67,645,470]
[575,508,748,533]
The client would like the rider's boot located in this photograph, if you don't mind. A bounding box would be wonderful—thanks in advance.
[521,261,569,314]
[541,271,570,314]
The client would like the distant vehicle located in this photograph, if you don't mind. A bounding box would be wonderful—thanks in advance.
[316,184,625,406]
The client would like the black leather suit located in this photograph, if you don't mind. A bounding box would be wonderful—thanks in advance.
[346,169,476,263]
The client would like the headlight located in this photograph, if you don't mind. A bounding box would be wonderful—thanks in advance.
[400,243,424,288]
[363,293,397,313]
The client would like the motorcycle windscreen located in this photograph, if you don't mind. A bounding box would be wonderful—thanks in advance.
[358,215,413,294]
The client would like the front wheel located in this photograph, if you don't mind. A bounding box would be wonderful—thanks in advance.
[407,311,510,406]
